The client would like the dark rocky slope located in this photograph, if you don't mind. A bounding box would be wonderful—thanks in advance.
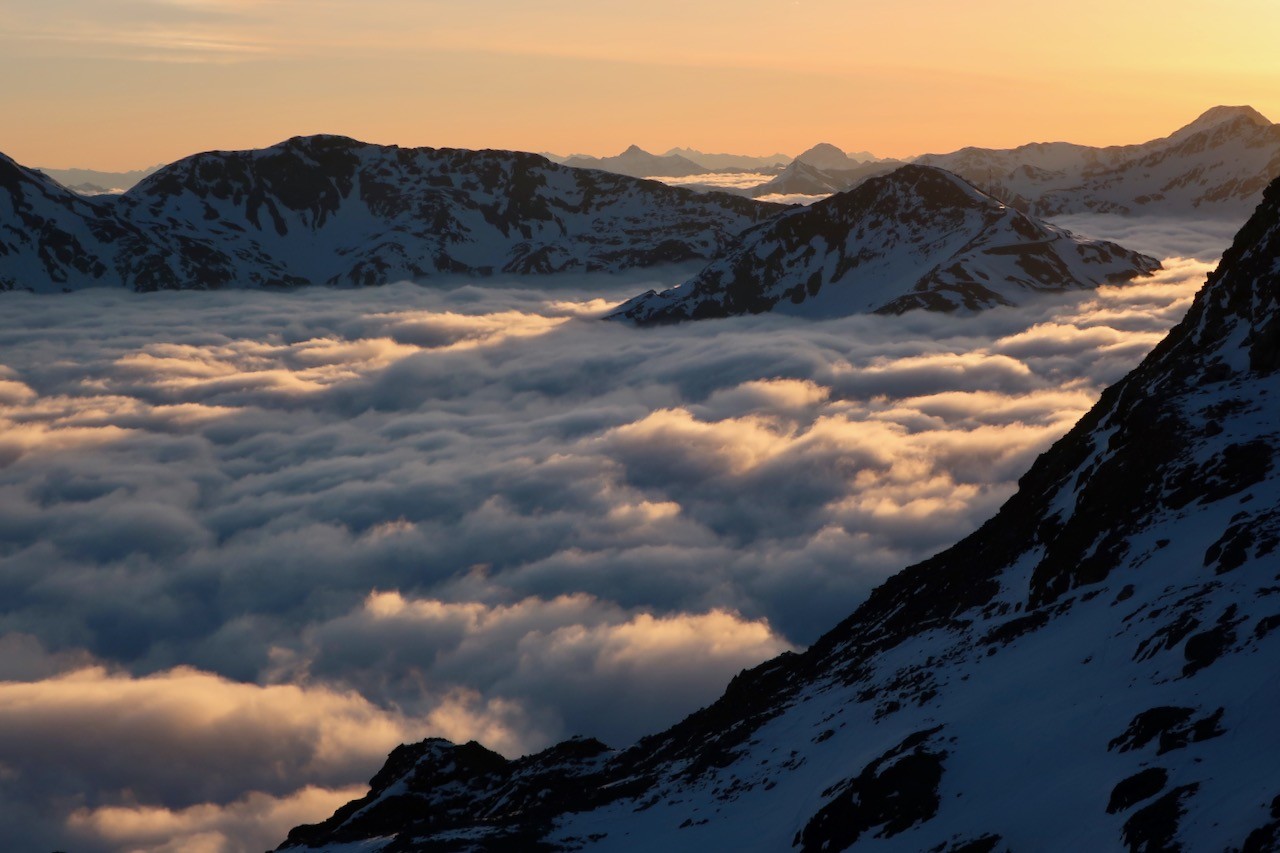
[281,179,1280,852]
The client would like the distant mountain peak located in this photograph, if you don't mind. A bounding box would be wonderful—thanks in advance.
[1170,105,1272,140]
[621,144,649,156]
[795,142,862,172]
[799,142,845,155]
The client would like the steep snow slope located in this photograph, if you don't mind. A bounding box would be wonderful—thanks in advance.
[917,106,1280,218]
[611,165,1159,324]
[0,136,786,292]
[280,177,1280,853]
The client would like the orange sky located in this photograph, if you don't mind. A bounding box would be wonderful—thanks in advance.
[3,0,1278,170]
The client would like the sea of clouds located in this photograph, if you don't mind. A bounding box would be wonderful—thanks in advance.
[0,218,1230,851]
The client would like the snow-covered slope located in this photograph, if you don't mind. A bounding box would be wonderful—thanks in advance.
[562,145,710,178]
[917,105,1280,218]
[610,165,1159,324]
[1,136,786,292]
[279,175,1280,853]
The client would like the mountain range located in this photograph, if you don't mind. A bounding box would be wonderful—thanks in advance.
[661,148,791,171]
[611,165,1160,324]
[917,105,1280,218]
[562,146,714,178]
[279,172,1280,853]
[35,164,159,194]
[559,108,1280,218]
[553,143,879,179]
[0,136,785,292]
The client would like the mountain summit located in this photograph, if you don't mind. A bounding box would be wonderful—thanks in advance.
[610,165,1159,324]
[280,174,1280,852]
[795,142,865,171]
[1169,104,1272,141]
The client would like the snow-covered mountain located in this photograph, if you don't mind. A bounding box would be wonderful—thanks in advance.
[610,165,1159,324]
[280,174,1280,853]
[562,145,711,178]
[1,136,786,292]
[916,105,1280,218]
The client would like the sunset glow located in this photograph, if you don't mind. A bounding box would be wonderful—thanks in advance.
[5,0,1280,169]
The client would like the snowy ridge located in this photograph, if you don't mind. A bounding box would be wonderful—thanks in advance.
[916,105,1280,218]
[0,136,786,292]
[609,165,1160,324]
[280,178,1280,852]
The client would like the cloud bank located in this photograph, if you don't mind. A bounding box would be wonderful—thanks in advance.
[0,240,1215,850]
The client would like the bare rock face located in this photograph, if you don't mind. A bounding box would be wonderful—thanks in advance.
[610,165,1159,325]
[0,136,786,292]
[280,177,1280,852]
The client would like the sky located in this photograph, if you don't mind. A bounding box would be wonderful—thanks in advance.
[0,212,1235,848]
[3,0,1280,170]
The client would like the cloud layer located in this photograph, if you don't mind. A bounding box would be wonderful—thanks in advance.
[0,235,1215,850]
